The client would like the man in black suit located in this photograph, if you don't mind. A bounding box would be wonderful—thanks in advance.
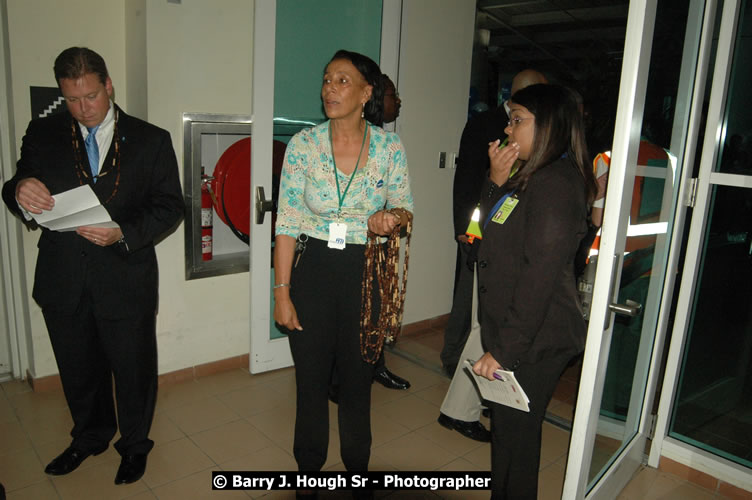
[2,47,183,485]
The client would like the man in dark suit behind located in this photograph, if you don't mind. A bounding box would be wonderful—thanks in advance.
[2,47,183,485]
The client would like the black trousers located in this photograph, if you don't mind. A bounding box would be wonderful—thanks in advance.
[490,353,574,500]
[288,237,375,471]
[43,292,157,457]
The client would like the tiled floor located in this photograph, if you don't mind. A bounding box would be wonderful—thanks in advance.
[0,330,736,500]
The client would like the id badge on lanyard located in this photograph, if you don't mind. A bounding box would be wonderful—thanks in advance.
[328,222,347,249]
[491,196,519,225]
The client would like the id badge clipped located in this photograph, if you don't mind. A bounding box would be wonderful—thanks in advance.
[328,222,347,250]
[491,196,519,225]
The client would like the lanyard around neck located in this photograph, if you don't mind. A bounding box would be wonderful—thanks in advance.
[330,122,368,210]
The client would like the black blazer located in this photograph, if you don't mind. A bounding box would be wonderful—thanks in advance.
[477,157,588,370]
[2,106,184,318]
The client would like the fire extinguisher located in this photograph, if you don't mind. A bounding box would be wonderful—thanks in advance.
[200,167,215,261]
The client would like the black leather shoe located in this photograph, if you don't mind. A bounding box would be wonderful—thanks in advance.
[438,413,491,442]
[373,369,411,390]
[114,454,147,484]
[45,444,108,475]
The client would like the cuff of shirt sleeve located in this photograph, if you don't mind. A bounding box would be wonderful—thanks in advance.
[15,197,33,221]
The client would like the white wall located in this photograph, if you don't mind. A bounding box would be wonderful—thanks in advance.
[397,0,476,324]
[2,0,475,378]
[125,0,147,120]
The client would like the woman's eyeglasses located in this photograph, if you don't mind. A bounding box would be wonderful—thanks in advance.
[507,117,532,127]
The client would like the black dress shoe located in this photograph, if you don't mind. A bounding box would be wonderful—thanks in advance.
[114,454,147,484]
[45,444,108,475]
[373,369,411,390]
[438,413,491,442]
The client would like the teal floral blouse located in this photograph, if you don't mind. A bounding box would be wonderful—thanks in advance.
[275,121,413,244]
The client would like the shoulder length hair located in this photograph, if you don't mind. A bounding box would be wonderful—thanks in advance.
[328,49,383,126]
[507,84,597,204]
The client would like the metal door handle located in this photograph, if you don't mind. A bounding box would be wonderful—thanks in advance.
[255,186,275,224]
[608,299,642,317]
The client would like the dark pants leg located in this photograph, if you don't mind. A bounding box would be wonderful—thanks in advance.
[98,312,158,456]
[490,354,573,500]
[43,300,157,456]
[288,238,374,472]
[44,302,117,453]
[440,242,475,367]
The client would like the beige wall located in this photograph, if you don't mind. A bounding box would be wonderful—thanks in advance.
[143,0,253,374]
[397,0,476,324]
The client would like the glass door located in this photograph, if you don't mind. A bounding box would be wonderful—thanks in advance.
[563,0,713,497]
[651,0,752,486]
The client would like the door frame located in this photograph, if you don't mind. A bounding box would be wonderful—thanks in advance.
[249,0,287,374]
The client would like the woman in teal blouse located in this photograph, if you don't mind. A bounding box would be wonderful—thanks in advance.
[273,49,413,493]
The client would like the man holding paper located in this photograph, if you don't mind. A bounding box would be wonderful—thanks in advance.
[2,47,183,484]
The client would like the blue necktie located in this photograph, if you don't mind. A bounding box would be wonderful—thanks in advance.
[85,125,100,182]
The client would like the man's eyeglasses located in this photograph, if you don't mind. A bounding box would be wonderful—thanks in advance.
[507,117,532,127]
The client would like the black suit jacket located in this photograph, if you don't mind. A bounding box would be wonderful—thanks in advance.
[2,106,184,318]
[477,157,588,370]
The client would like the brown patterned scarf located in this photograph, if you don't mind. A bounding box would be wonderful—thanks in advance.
[360,208,413,364]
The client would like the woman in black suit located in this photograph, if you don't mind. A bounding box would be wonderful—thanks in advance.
[472,84,597,499]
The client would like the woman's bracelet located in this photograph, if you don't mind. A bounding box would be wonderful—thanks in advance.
[273,283,290,289]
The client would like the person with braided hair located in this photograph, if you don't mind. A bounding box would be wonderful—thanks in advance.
[274,50,412,497]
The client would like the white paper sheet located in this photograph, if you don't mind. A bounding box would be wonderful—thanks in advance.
[465,359,530,412]
[32,185,118,231]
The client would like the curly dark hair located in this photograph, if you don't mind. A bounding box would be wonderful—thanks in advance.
[327,49,383,125]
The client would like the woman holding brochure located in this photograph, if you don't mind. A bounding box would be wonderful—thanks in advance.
[472,84,597,499]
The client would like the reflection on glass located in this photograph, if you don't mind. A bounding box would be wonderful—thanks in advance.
[718,0,752,174]
[668,190,752,468]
